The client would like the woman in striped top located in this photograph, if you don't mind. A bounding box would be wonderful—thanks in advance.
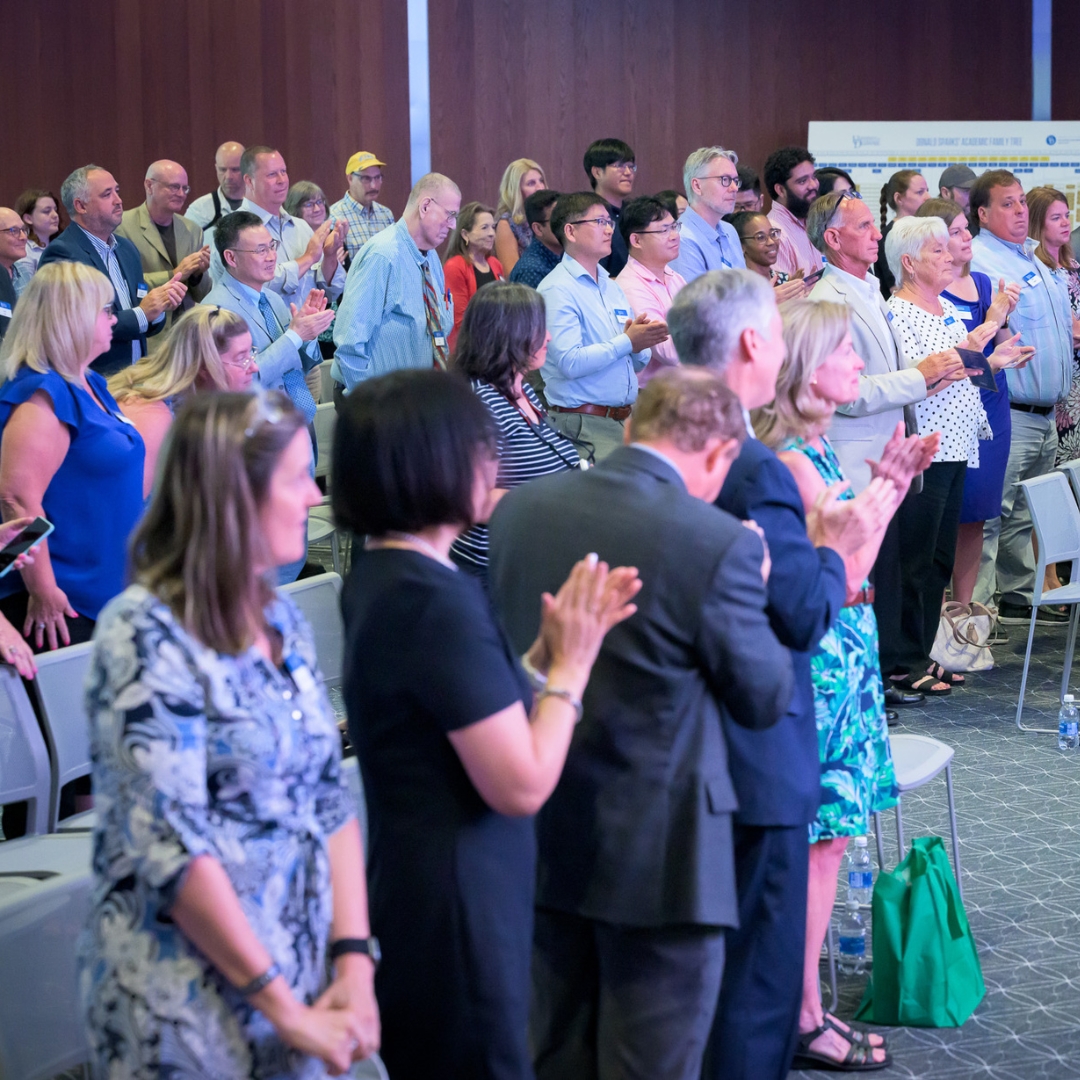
[450,282,580,581]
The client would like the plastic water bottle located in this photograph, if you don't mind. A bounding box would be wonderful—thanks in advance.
[837,900,866,976]
[847,836,874,906]
[1058,695,1079,750]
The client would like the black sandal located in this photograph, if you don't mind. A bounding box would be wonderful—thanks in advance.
[823,1011,888,1050]
[927,661,965,687]
[791,1015,891,1072]
[890,672,951,696]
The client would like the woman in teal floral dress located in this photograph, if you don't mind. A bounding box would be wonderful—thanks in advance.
[755,299,936,1069]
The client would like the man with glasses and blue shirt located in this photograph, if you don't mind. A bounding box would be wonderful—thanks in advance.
[670,147,747,283]
[538,191,669,462]
[584,138,637,277]
[331,173,458,401]
[968,170,1074,621]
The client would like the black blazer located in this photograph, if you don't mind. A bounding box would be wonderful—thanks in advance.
[38,225,163,375]
[716,437,847,828]
[0,266,15,342]
[489,445,793,930]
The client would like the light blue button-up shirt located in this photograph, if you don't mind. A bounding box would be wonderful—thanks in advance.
[80,225,154,364]
[537,254,649,408]
[970,230,1072,406]
[669,204,746,282]
[331,218,452,391]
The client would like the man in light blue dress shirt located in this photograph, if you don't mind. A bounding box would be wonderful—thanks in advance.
[331,173,458,397]
[538,192,668,462]
[969,171,1074,617]
[670,148,746,283]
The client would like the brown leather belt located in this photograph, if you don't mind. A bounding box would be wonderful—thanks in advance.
[550,403,633,421]
[844,586,875,608]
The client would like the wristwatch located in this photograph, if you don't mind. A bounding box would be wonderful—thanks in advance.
[329,936,382,968]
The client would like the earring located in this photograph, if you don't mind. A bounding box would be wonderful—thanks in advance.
[810,375,818,385]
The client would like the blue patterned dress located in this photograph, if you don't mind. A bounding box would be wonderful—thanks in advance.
[782,437,899,842]
[79,584,355,1079]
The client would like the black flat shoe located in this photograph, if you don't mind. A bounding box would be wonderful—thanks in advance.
[886,709,899,727]
[884,685,924,706]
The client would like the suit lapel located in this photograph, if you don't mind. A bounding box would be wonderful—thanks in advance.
[827,271,896,371]
[137,204,170,263]
[223,277,273,348]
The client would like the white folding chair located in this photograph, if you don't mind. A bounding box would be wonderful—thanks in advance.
[31,642,95,831]
[0,665,51,837]
[319,359,337,405]
[279,572,344,688]
[1015,472,1080,732]
[314,401,337,486]
[0,832,93,1079]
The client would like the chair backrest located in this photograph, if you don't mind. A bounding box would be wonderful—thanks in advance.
[314,401,337,482]
[31,642,94,830]
[1059,459,1080,508]
[1020,472,1080,600]
[278,572,344,686]
[319,359,336,404]
[0,666,50,837]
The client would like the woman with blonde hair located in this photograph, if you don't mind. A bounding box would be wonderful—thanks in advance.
[81,390,380,1077]
[109,305,255,495]
[756,298,922,1071]
[0,261,144,652]
[494,158,547,273]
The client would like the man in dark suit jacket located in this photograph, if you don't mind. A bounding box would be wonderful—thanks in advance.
[489,367,793,1080]
[39,165,185,375]
[0,207,26,342]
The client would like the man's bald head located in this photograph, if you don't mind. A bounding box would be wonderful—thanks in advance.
[215,141,245,200]
[0,207,28,271]
[144,159,191,221]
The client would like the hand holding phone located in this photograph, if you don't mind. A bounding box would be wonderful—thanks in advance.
[0,517,53,578]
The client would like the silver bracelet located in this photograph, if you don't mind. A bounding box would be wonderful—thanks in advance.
[238,961,281,997]
[520,652,548,691]
[537,686,584,723]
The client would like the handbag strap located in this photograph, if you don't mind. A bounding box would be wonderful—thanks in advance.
[940,602,994,648]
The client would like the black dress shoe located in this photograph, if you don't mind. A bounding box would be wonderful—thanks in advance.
[886,709,900,727]
[885,685,924,706]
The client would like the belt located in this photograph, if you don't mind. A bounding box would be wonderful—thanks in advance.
[1010,402,1054,416]
[550,403,633,421]
[844,586,875,608]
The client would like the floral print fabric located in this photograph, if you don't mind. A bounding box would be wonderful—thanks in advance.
[79,584,354,1079]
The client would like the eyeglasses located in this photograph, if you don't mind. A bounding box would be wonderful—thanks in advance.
[569,217,615,230]
[823,189,863,231]
[611,162,637,174]
[635,221,682,236]
[224,347,259,371]
[149,178,191,195]
[427,199,458,223]
[0,225,28,239]
[244,391,286,438]
[300,199,327,210]
[741,228,783,243]
[352,172,383,183]
[699,174,741,189]
[229,240,280,257]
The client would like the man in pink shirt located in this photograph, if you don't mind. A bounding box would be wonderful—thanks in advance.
[765,146,825,279]
[615,196,686,385]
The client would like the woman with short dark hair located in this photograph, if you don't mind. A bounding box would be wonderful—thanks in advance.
[332,368,639,1080]
[448,283,579,580]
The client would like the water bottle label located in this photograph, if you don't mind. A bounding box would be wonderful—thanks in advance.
[848,871,874,889]
[1069,722,1077,738]
[838,935,866,956]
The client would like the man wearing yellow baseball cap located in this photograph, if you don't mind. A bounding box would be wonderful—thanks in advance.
[330,151,395,261]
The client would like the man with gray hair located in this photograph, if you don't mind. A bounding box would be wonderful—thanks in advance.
[39,165,186,374]
[331,173,459,397]
[669,147,746,282]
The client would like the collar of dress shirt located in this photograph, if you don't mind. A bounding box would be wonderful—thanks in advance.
[682,204,725,243]
[77,223,116,253]
[392,217,427,263]
[561,252,610,284]
[978,228,1036,260]
[628,441,685,484]
[623,255,676,287]
[826,262,880,303]
[769,200,807,234]
[239,197,294,234]
[741,406,755,439]
[226,271,264,306]
[342,191,375,218]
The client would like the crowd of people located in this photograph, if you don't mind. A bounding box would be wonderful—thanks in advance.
[0,134,1078,1080]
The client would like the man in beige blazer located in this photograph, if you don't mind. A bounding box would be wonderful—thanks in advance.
[117,160,211,324]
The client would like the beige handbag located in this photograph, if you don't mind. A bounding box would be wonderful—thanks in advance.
[930,602,996,673]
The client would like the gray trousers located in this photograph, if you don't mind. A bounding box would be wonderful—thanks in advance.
[974,408,1058,607]
[531,907,726,1080]
[547,410,626,463]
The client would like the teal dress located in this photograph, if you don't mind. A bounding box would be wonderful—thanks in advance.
[783,436,898,842]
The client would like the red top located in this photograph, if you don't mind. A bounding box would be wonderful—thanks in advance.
[444,253,505,353]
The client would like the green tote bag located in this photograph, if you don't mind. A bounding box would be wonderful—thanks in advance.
[854,835,984,1027]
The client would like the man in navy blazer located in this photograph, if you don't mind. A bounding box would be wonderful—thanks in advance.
[489,367,793,1080]
[669,270,920,1078]
[39,166,185,375]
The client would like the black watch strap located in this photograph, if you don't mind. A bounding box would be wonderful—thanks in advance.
[329,936,381,967]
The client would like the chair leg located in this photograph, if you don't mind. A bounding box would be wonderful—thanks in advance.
[945,763,963,902]
[873,811,886,871]
[331,532,341,576]
[1062,603,1080,702]
[894,797,905,860]
[1017,607,1056,733]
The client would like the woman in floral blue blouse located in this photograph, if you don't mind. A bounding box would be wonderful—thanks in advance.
[80,390,380,1078]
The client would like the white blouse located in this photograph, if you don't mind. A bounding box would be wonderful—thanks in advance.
[886,295,991,466]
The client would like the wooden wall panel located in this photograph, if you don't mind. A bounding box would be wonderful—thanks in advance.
[0,0,412,218]
[429,0,1034,209]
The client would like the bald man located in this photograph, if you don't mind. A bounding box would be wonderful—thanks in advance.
[185,140,246,231]
[117,159,211,317]
[0,207,28,339]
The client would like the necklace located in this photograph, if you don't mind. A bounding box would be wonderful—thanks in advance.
[366,531,458,570]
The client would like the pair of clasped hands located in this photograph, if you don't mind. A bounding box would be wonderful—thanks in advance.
[919,278,1034,394]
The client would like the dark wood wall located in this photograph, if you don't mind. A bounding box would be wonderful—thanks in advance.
[2,0,1072,225]
[0,0,411,216]
[429,0,1036,206]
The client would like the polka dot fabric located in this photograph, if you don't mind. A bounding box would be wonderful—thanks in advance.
[887,295,991,466]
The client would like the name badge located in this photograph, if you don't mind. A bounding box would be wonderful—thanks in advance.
[944,315,956,326]
[136,282,149,299]
[1023,271,1039,288]
[284,652,318,696]
[0,302,11,319]
[433,331,447,349]
[613,308,629,320]
[952,306,972,317]
[886,311,894,322]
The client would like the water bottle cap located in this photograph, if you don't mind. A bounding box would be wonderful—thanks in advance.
[1066,695,1075,703]
[854,836,868,847]
[845,899,860,911]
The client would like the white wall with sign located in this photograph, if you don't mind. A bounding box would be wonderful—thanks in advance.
[808,121,1080,221]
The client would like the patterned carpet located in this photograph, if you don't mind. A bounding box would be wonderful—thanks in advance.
[793,614,1080,1079]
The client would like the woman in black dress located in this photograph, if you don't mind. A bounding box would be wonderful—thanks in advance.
[331,370,640,1080]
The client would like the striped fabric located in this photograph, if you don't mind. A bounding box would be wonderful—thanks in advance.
[450,380,580,573]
